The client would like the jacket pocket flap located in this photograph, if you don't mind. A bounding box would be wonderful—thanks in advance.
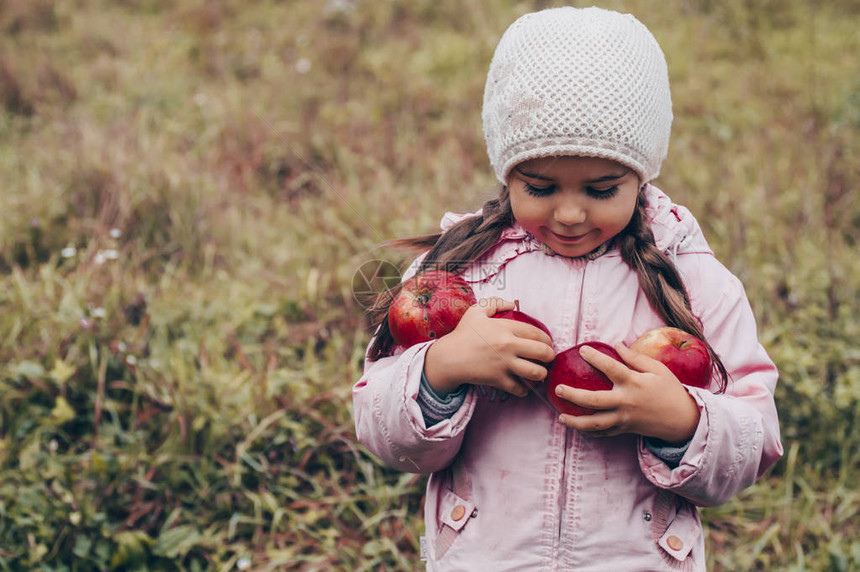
[657,513,700,561]
[439,489,476,532]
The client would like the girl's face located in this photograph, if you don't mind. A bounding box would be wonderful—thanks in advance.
[508,156,641,258]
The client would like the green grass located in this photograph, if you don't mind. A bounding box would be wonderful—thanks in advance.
[1,0,858,569]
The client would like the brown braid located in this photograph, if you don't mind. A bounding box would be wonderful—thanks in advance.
[366,187,514,360]
[618,192,729,392]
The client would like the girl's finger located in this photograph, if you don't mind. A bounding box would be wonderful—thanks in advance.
[507,320,554,346]
[476,296,517,317]
[558,411,619,435]
[518,338,556,364]
[511,358,550,383]
[554,384,615,411]
[615,343,669,375]
[501,375,530,398]
[579,344,631,384]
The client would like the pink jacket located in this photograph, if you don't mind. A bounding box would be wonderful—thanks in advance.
[353,186,783,571]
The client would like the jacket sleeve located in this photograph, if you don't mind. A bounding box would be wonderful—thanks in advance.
[637,255,784,506]
[352,340,477,474]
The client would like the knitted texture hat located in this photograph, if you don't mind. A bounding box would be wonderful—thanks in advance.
[482,6,673,184]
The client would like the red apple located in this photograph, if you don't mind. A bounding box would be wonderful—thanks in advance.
[630,327,712,389]
[387,270,477,348]
[547,341,621,416]
[491,300,553,340]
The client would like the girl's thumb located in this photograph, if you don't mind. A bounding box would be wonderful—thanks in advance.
[477,297,516,317]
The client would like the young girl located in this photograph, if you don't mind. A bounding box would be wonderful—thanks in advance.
[353,7,782,570]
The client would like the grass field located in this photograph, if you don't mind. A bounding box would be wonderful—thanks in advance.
[1,0,858,570]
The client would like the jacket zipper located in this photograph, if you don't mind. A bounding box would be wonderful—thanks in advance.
[572,260,588,347]
[555,260,589,567]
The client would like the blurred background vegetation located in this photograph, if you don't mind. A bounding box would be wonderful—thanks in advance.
[0,0,858,569]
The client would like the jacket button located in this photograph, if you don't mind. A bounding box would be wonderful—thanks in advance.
[450,505,466,521]
[667,535,683,551]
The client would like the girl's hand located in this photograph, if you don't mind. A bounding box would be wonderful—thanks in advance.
[424,297,556,397]
[554,344,701,443]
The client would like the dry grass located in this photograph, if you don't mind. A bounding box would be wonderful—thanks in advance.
[0,0,858,569]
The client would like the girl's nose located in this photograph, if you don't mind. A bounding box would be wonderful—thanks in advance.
[554,198,587,226]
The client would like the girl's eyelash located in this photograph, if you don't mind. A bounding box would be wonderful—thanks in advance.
[586,186,619,200]
[523,183,620,199]
[524,183,555,197]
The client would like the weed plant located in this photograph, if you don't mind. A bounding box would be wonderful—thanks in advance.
[0,0,858,570]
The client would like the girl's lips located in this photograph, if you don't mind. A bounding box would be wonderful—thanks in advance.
[550,230,591,244]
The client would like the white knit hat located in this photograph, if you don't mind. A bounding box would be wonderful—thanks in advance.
[482,6,673,184]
